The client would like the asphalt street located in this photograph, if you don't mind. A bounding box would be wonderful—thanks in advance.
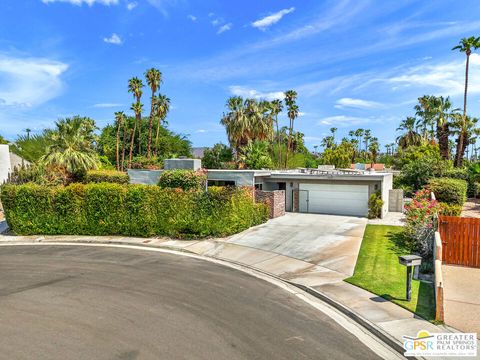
[0,245,382,360]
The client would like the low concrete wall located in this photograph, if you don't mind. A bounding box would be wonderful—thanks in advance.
[434,231,444,322]
[128,169,163,185]
[0,144,11,184]
[388,189,404,212]
[255,190,285,218]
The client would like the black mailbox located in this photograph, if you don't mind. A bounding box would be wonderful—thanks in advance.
[398,255,422,301]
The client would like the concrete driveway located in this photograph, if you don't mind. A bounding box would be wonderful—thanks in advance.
[225,213,367,277]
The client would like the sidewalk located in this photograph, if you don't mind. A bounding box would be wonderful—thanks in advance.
[0,230,477,359]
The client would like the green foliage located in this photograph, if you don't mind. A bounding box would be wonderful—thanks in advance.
[438,202,462,216]
[0,134,8,144]
[202,143,233,169]
[428,178,467,205]
[368,191,384,219]
[321,141,354,169]
[158,170,207,191]
[394,144,441,169]
[41,116,99,174]
[6,164,73,186]
[85,170,130,184]
[239,141,273,169]
[97,118,192,167]
[10,131,54,163]
[131,155,163,170]
[1,184,268,238]
[400,151,452,190]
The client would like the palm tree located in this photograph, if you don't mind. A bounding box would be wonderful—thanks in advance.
[321,135,335,149]
[453,37,480,166]
[368,137,379,164]
[25,128,31,140]
[354,129,364,153]
[330,127,338,143]
[153,94,170,156]
[128,102,143,167]
[284,90,299,168]
[41,116,99,174]
[114,111,125,171]
[363,129,371,152]
[396,117,422,148]
[128,77,144,155]
[451,114,480,165]
[145,68,162,158]
[270,99,283,167]
[385,144,391,155]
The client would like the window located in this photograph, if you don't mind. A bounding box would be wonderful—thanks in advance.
[208,180,235,187]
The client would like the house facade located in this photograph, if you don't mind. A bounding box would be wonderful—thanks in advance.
[129,159,395,219]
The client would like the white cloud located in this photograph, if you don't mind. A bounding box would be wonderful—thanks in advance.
[196,129,207,133]
[93,103,123,108]
[387,54,480,96]
[318,115,371,126]
[42,0,118,5]
[103,33,122,45]
[187,14,197,21]
[217,23,232,34]
[229,86,284,100]
[0,55,68,107]
[146,0,178,17]
[126,1,137,10]
[252,7,295,30]
[334,97,383,109]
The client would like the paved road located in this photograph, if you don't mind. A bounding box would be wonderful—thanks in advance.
[0,245,381,360]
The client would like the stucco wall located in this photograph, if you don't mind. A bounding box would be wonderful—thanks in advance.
[380,173,393,218]
[207,171,256,186]
[128,169,163,184]
[0,145,11,184]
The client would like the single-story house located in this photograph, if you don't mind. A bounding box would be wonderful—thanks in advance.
[129,159,395,218]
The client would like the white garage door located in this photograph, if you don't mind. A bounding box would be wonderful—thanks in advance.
[298,183,369,217]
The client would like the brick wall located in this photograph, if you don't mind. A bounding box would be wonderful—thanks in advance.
[255,190,285,218]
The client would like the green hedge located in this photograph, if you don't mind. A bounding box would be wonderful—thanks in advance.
[158,170,206,191]
[428,178,467,205]
[85,170,130,184]
[438,202,462,216]
[1,183,268,238]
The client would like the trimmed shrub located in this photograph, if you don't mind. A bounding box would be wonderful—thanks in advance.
[85,170,130,184]
[438,202,462,216]
[368,191,384,219]
[427,178,467,205]
[1,183,268,238]
[158,170,206,191]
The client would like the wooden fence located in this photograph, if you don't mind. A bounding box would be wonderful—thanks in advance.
[439,216,480,268]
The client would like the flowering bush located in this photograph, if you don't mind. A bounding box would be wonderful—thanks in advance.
[404,188,441,257]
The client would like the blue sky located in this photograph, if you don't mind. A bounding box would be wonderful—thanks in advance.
[1,0,480,150]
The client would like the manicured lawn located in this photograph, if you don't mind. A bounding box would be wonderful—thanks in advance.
[345,225,435,321]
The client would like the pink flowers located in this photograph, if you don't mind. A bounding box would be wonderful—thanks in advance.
[405,188,440,238]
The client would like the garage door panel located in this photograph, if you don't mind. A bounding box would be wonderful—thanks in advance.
[299,183,369,217]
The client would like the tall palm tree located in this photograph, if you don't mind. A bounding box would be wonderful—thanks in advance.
[270,99,283,167]
[396,117,422,148]
[453,36,480,166]
[25,128,31,140]
[354,129,364,153]
[368,137,379,163]
[153,94,170,156]
[363,129,371,152]
[128,77,144,156]
[385,144,391,155]
[41,116,99,173]
[284,90,299,168]
[114,111,125,171]
[128,102,143,167]
[145,68,162,158]
[321,135,335,149]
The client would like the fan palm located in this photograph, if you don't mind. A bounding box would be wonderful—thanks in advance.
[396,117,422,148]
[153,94,170,155]
[270,99,283,167]
[453,37,480,166]
[128,102,143,167]
[128,77,144,155]
[284,90,298,167]
[41,116,99,173]
[145,68,162,157]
